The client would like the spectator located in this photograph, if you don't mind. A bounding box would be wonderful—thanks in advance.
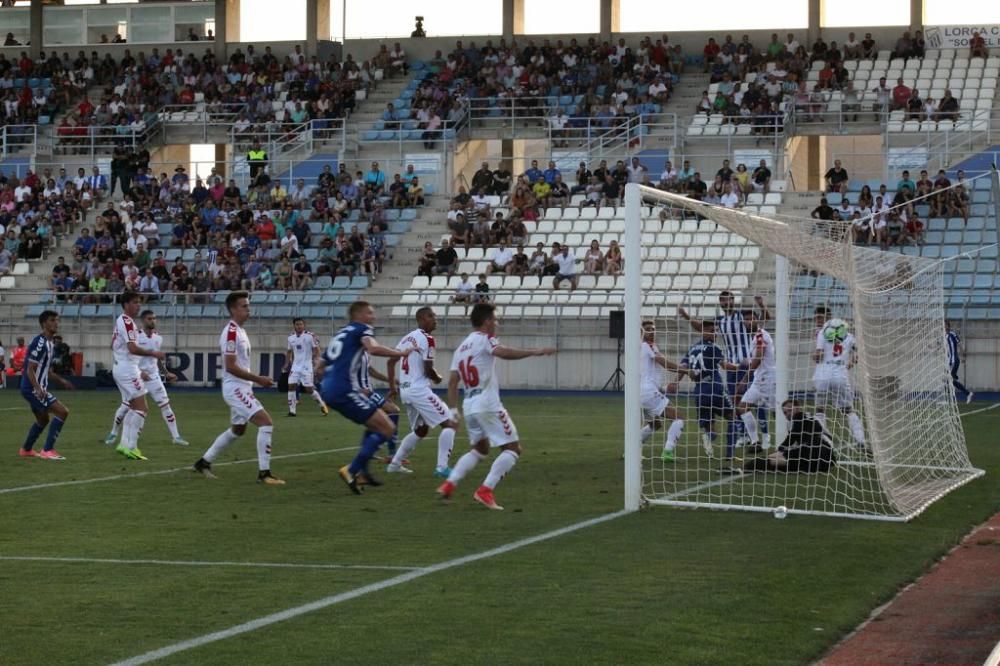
[811,197,834,221]
[604,239,623,275]
[970,31,988,59]
[552,245,580,291]
[861,33,878,59]
[891,77,911,111]
[491,164,512,197]
[510,244,529,276]
[824,160,849,194]
[472,273,491,304]
[451,272,474,303]
[471,162,494,194]
[292,255,314,290]
[487,240,514,275]
[720,183,740,209]
[937,90,959,122]
[584,240,604,274]
[448,212,471,247]
[418,241,437,278]
[872,77,891,118]
[751,160,771,193]
[529,242,548,276]
[0,245,12,276]
[434,239,458,276]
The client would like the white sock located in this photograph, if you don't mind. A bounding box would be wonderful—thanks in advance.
[160,403,180,439]
[256,425,273,471]
[204,428,240,463]
[665,419,684,451]
[847,412,866,446]
[447,449,485,485]
[437,428,456,469]
[641,424,653,443]
[814,412,827,429]
[740,411,759,444]
[123,410,146,449]
[287,391,297,414]
[309,390,326,407]
[483,450,519,489]
[111,402,129,436]
[392,432,420,466]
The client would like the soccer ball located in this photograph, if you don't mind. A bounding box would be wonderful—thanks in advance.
[773,505,788,519]
[823,318,848,342]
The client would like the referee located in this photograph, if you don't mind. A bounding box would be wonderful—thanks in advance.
[945,319,974,403]
[680,291,770,458]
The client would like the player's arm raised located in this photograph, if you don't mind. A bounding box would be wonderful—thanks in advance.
[677,307,704,332]
[754,295,771,321]
[223,352,273,387]
[361,336,413,358]
[493,344,557,360]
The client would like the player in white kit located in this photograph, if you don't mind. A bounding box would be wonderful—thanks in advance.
[736,321,776,451]
[386,307,459,477]
[192,291,284,485]
[639,321,686,462]
[281,317,329,416]
[438,304,556,510]
[104,309,189,446]
[111,291,166,460]
[812,307,867,449]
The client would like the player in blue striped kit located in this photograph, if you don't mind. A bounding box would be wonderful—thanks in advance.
[19,310,74,459]
[945,319,973,403]
[679,320,743,463]
[680,291,770,455]
[318,301,413,494]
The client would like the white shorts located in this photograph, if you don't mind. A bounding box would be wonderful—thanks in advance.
[741,378,775,409]
[144,375,170,406]
[288,367,315,388]
[465,408,519,447]
[113,364,147,402]
[641,390,670,420]
[222,383,264,425]
[814,372,855,410]
[401,386,451,431]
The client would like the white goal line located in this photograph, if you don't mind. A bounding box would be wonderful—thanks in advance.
[0,555,420,572]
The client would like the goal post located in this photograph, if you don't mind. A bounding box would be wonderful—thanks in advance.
[622,183,984,521]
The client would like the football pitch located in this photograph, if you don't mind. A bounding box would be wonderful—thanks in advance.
[1,390,998,665]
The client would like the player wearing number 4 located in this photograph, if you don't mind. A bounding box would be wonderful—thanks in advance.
[319,301,414,494]
[734,317,776,453]
[282,317,329,416]
[19,310,74,460]
[438,304,557,511]
[386,307,459,477]
[192,291,285,485]
[812,307,867,449]
[639,321,686,463]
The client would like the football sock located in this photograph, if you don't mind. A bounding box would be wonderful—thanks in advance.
[309,390,326,407]
[348,430,386,476]
[160,404,180,439]
[386,413,400,455]
[847,412,867,446]
[740,411,759,445]
[437,427,456,469]
[665,419,684,451]
[256,425,273,471]
[448,449,486,485]
[640,424,653,443]
[123,410,146,449]
[43,417,64,452]
[22,422,45,451]
[392,432,420,466]
[204,428,240,463]
[757,407,769,437]
[483,450,519,489]
[110,402,129,436]
[287,391,296,415]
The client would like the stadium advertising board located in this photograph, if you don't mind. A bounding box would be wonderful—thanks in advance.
[925,25,1000,49]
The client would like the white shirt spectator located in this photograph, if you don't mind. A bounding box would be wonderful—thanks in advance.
[280,233,300,256]
[720,191,740,208]
[14,184,32,202]
[0,248,13,274]
[627,162,647,184]
[649,81,667,97]
[126,233,148,253]
[555,251,578,276]
[490,245,513,267]
[471,193,490,211]
[658,166,678,187]
[139,273,160,294]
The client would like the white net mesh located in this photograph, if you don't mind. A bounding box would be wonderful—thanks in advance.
[631,187,983,521]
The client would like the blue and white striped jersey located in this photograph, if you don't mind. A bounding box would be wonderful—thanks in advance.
[320,321,373,397]
[946,330,961,367]
[20,334,53,392]
[715,311,753,364]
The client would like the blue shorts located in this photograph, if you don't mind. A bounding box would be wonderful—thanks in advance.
[325,390,380,425]
[696,386,733,430]
[21,388,57,414]
[369,391,386,409]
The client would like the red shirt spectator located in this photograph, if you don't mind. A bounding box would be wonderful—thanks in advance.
[77,98,94,117]
[703,38,720,62]
[891,79,910,109]
[257,217,277,242]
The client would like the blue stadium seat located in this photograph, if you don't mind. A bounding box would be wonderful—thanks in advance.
[96,304,114,318]
[314,275,333,289]
[255,305,275,318]
[332,276,350,289]
[363,130,379,141]
[975,274,996,289]
[184,305,203,318]
[350,276,368,289]
[400,209,416,221]
[954,274,974,289]
[941,245,960,258]
[826,193,842,205]
[25,304,45,318]
[922,246,941,258]
[274,305,294,319]
[925,231,944,244]
[944,231,963,244]
[927,219,946,232]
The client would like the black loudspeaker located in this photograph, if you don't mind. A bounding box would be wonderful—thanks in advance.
[609,310,625,340]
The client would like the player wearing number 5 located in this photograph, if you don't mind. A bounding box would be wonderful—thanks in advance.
[319,301,414,494]
[438,303,557,510]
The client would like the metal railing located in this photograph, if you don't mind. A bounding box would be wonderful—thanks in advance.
[158,102,250,144]
[53,117,162,158]
[0,123,36,159]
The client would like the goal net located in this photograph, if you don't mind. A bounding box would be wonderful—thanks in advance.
[622,183,983,521]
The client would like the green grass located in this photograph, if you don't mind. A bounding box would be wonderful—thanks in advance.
[0,390,997,665]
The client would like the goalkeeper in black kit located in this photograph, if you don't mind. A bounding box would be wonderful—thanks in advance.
[743,399,835,473]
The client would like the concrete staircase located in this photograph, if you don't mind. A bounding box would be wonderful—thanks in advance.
[362,194,449,296]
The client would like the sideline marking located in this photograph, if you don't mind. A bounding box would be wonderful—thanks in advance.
[0,555,418,572]
[960,402,1000,418]
[0,447,354,495]
[109,509,631,666]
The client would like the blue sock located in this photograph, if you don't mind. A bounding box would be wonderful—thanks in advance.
[757,408,769,440]
[385,413,400,455]
[348,430,387,475]
[43,417,65,452]
[23,422,45,451]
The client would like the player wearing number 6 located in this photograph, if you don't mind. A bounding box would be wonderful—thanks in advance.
[319,300,414,495]
[437,304,557,510]
[812,307,867,449]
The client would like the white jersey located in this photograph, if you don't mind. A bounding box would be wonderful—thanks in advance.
[112,313,140,368]
[286,330,319,372]
[814,329,854,379]
[640,341,663,395]
[450,331,502,413]
[397,328,436,391]
[752,328,776,381]
[220,319,253,390]
[135,330,163,376]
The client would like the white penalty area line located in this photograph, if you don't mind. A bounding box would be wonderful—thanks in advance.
[109,509,631,666]
[959,402,1000,418]
[0,447,355,495]
[0,555,419,572]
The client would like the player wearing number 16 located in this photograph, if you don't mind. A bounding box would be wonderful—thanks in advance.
[319,301,414,494]
[437,303,557,510]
